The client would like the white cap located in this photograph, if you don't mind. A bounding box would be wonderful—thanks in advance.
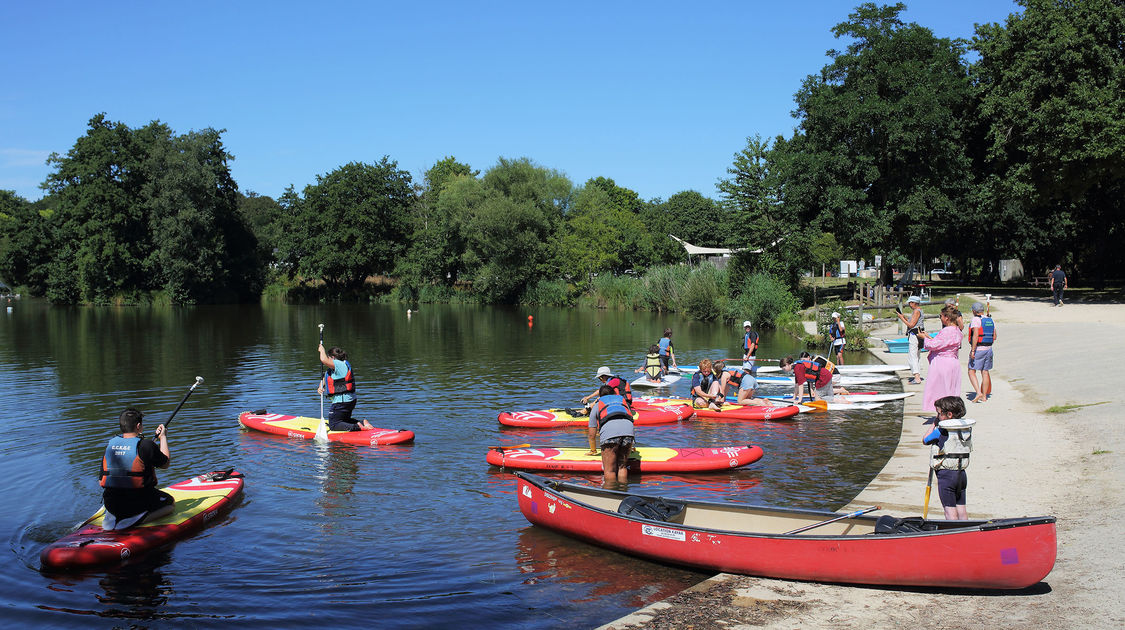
[831,312,840,318]
[595,366,612,379]
[742,320,752,327]
[907,295,921,304]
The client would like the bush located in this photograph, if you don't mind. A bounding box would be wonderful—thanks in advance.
[590,274,648,309]
[726,272,800,328]
[520,278,572,306]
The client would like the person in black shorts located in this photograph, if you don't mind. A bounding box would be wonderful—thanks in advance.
[100,408,175,527]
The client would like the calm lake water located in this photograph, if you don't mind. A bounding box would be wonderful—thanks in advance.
[1,300,902,628]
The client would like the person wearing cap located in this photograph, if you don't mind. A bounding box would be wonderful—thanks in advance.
[580,366,634,411]
[895,296,925,384]
[740,320,759,375]
[967,302,997,403]
[828,312,846,365]
[100,408,175,527]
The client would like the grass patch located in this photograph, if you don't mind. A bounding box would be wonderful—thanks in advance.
[1092,449,1111,455]
[1045,401,1110,414]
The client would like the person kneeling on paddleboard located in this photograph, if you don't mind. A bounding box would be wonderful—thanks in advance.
[691,358,724,411]
[780,353,837,403]
[100,408,174,530]
[318,343,375,431]
[634,344,665,383]
[587,385,635,485]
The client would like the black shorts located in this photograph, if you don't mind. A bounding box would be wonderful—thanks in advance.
[328,399,359,431]
[104,488,175,519]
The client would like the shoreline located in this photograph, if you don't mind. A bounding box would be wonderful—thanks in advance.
[599,295,1125,629]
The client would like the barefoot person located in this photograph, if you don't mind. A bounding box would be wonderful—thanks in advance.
[100,408,174,528]
[780,353,836,403]
[967,302,997,403]
[318,343,375,431]
[690,358,724,411]
[587,385,635,485]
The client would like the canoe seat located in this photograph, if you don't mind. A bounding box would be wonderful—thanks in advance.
[873,515,927,534]
[618,496,686,523]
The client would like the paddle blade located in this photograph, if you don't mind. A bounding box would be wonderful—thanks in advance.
[313,416,329,443]
[805,400,829,412]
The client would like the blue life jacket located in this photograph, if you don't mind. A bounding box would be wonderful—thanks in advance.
[979,317,995,345]
[831,321,845,340]
[658,337,672,357]
[100,436,149,489]
[596,394,634,427]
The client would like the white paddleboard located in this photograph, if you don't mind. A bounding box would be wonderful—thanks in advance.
[756,374,896,387]
[767,392,914,404]
[630,373,682,388]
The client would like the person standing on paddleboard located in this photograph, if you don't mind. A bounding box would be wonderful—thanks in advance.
[740,321,759,376]
[101,408,174,526]
[587,384,636,485]
[657,328,677,372]
[318,344,375,431]
[829,312,846,365]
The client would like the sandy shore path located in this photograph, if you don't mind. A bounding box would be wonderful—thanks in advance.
[601,295,1124,629]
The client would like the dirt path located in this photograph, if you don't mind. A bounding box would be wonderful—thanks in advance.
[601,294,1125,629]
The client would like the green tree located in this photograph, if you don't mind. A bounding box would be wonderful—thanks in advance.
[276,159,415,294]
[0,190,54,293]
[396,157,479,296]
[787,3,975,282]
[972,0,1125,284]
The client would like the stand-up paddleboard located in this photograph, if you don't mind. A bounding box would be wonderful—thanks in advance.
[756,374,895,386]
[630,373,682,388]
[834,364,910,373]
[40,469,244,571]
[487,444,764,472]
[766,392,914,404]
[498,402,693,429]
[238,411,415,445]
[637,397,800,421]
[794,401,885,412]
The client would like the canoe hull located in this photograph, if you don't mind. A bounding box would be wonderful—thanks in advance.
[41,471,244,571]
[516,473,1056,590]
[487,445,764,472]
[238,411,415,445]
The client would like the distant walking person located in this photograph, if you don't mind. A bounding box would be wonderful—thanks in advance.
[1050,265,1067,306]
[895,296,925,384]
[967,302,997,403]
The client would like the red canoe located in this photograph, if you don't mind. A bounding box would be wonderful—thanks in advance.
[238,411,415,445]
[487,445,764,472]
[515,473,1057,590]
[41,470,244,570]
[637,397,800,421]
[497,402,692,429]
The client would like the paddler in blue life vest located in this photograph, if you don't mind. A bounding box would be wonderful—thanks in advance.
[967,302,997,403]
[780,352,837,403]
[634,344,666,384]
[657,328,678,372]
[691,358,724,411]
[741,320,759,375]
[100,408,174,528]
[829,312,846,365]
[318,344,375,431]
[587,385,636,485]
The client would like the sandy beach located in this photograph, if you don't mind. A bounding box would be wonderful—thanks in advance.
[601,293,1125,629]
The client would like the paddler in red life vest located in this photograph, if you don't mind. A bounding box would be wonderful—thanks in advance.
[741,320,759,375]
[579,366,634,414]
[100,408,174,529]
[318,344,375,431]
[780,352,837,403]
[587,385,636,485]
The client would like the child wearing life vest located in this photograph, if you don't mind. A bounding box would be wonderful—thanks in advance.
[635,344,665,383]
[923,396,973,520]
[967,302,997,403]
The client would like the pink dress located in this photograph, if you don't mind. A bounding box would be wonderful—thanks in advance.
[922,324,963,412]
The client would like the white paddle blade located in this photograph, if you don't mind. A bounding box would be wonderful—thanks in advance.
[314,417,329,443]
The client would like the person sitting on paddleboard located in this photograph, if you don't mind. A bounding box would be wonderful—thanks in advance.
[100,408,174,527]
[634,344,666,383]
[657,328,677,372]
[780,353,837,403]
[691,358,724,411]
[579,366,634,414]
[318,344,375,431]
[587,385,635,485]
[723,365,771,406]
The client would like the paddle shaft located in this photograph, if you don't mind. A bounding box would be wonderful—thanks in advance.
[923,467,934,519]
[154,376,204,441]
[783,505,880,535]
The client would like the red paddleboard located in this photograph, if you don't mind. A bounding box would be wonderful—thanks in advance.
[238,411,415,445]
[638,397,800,421]
[487,445,764,472]
[40,470,244,571]
[497,402,692,429]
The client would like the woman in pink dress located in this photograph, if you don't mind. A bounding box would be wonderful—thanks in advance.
[922,304,964,413]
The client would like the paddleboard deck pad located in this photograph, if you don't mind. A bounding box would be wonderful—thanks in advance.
[497,401,693,428]
[238,411,415,445]
[40,469,244,570]
[638,397,800,421]
[487,444,764,472]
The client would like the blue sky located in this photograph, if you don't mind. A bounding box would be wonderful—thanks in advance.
[1,1,1020,203]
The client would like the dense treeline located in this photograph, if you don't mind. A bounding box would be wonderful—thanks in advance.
[0,0,1121,312]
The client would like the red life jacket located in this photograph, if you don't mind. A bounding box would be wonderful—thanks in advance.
[325,360,356,397]
[605,375,633,406]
